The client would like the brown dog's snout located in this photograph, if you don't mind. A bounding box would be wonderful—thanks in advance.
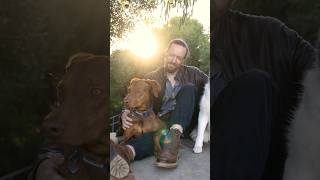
[44,123,64,137]
[42,111,64,138]
[123,95,130,107]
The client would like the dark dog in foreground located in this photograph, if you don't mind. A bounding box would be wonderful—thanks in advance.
[121,78,164,145]
[28,53,108,180]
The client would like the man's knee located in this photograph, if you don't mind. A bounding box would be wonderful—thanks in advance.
[237,69,273,86]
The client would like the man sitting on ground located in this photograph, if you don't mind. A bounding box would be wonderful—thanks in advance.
[110,38,208,178]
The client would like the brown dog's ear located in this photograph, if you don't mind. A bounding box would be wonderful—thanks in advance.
[145,79,161,98]
[65,53,93,72]
[130,77,141,84]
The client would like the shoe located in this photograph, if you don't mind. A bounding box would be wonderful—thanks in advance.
[110,140,134,178]
[155,128,181,168]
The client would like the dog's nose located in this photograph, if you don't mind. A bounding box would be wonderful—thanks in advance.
[124,96,129,106]
[42,122,64,137]
[42,111,64,137]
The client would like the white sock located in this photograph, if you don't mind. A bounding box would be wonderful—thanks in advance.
[170,124,183,134]
[126,145,136,160]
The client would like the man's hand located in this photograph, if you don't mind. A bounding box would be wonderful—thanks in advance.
[121,109,133,130]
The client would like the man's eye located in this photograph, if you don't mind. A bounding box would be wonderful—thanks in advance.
[91,88,102,96]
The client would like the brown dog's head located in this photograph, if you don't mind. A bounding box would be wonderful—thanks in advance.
[123,78,161,111]
[41,53,107,150]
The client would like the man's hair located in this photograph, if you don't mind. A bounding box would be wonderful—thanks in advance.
[166,38,190,59]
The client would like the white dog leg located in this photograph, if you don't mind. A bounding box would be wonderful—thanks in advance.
[193,82,210,153]
[283,69,320,180]
[193,112,209,153]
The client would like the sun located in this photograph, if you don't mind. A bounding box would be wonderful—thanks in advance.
[127,24,158,59]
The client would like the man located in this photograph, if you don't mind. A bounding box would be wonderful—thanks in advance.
[110,39,208,178]
[212,0,316,180]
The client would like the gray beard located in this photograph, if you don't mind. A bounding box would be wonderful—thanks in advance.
[165,64,179,73]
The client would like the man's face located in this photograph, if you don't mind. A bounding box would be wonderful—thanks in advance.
[164,43,187,73]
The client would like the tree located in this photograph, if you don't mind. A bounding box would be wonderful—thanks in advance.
[110,0,197,40]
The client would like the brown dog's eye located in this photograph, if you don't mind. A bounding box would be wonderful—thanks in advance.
[91,88,103,96]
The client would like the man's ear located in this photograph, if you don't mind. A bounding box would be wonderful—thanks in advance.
[145,79,161,98]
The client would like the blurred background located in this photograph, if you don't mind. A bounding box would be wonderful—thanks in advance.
[0,0,319,178]
[0,0,107,178]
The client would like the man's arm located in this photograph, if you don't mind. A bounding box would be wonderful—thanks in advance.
[281,24,316,76]
[193,66,209,94]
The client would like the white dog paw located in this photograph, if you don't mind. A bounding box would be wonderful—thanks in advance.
[203,131,210,143]
[193,146,203,153]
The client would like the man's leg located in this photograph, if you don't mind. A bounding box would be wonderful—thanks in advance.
[127,132,154,160]
[167,83,196,130]
[212,69,277,180]
[156,84,196,168]
[110,132,155,178]
[110,140,133,179]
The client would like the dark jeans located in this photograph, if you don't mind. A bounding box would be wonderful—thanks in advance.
[127,84,196,160]
[212,69,283,180]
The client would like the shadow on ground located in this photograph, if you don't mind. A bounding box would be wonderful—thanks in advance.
[131,139,210,180]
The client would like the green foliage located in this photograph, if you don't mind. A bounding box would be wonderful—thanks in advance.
[110,0,157,40]
[158,0,198,21]
[110,50,138,115]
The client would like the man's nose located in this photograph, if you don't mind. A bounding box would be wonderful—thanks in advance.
[167,57,176,64]
[171,56,181,64]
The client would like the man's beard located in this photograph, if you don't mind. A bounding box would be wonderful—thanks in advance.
[165,63,180,73]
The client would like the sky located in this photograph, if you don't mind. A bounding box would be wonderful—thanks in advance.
[155,0,210,32]
[191,0,210,32]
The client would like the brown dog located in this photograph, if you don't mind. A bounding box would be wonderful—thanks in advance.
[28,53,108,180]
[121,78,165,144]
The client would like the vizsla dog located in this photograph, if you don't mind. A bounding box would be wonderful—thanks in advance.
[28,53,108,180]
[121,78,165,147]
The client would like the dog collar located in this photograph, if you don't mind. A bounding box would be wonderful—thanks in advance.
[132,107,153,118]
[68,149,107,174]
[34,147,107,176]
